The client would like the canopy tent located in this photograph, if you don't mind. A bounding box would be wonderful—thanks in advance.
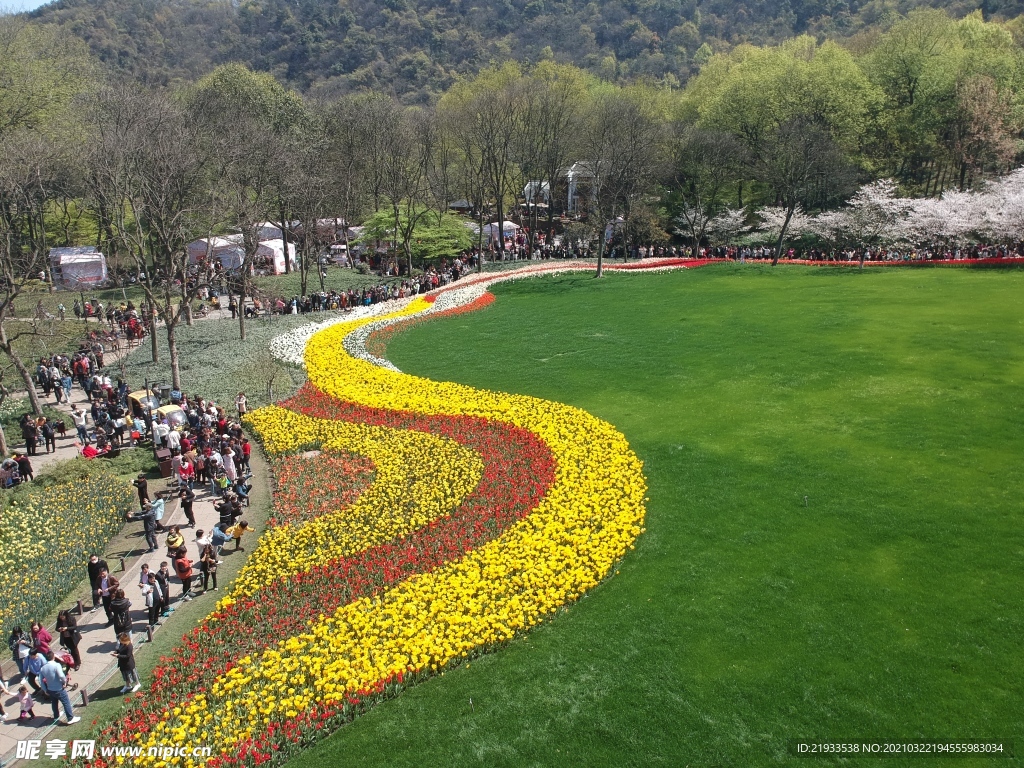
[254,238,289,275]
[187,236,290,275]
[49,247,108,289]
[482,221,520,241]
[188,235,245,270]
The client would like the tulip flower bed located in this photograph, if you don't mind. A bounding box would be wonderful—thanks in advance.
[266,451,375,528]
[0,466,134,632]
[82,265,656,768]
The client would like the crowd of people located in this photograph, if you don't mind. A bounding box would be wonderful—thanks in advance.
[244,259,473,318]
[2,363,259,722]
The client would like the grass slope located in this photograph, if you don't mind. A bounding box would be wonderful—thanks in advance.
[289,264,1024,767]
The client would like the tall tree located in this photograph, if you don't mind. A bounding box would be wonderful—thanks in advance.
[669,124,746,245]
[752,117,856,265]
[187,65,307,340]
[441,64,526,259]
[85,86,217,388]
[0,130,68,414]
[582,87,665,276]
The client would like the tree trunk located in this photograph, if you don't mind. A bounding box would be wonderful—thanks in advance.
[149,310,159,363]
[183,282,193,327]
[238,284,247,342]
[0,422,8,457]
[167,321,181,391]
[596,234,606,278]
[772,205,795,267]
[496,195,505,259]
[2,336,44,417]
[280,204,291,274]
[477,204,485,273]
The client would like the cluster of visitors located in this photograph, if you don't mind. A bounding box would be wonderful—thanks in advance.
[4,365,260,717]
[4,623,82,725]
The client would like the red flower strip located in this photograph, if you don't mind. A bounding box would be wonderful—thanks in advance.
[89,385,555,755]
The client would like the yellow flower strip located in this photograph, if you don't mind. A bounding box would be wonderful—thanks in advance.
[227,405,482,602]
[138,291,646,765]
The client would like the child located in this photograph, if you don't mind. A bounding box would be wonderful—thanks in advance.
[0,674,9,720]
[227,520,249,551]
[110,633,140,693]
[18,684,35,720]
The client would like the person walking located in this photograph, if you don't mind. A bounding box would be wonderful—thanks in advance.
[17,684,36,720]
[24,649,46,698]
[0,675,10,721]
[8,627,31,677]
[128,503,159,552]
[110,588,133,639]
[30,620,52,655]
[55,611,82,670]
[95,568,119,624]
[155,563,172,617]
[88,554,108,612]
[110,633,140,693]
[132,473,150,507]
[210,523,230,561]
[39,651,81,724]
[71,405,90,445]
[172,547,194,602]
[178,486,196,527]
[41,419,56,453]
[142,574,162,626]
[14,453,33,482]
[199,544,218,592]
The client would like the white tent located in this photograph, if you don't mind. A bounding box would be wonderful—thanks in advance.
[482,221,520,240]
[187,235,290,274]
[188,235,245,270]
[256,238,289,275]
[49,247,108,289]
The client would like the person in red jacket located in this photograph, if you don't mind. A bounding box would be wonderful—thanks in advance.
[172,546,194,602]
[240,438,252,475]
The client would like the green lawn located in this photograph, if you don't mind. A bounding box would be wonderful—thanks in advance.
[289,264,1023,767]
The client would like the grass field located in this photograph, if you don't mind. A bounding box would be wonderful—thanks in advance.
[288,264,1023,767]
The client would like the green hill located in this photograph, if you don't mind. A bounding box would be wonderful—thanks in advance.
[26,0,1024,102]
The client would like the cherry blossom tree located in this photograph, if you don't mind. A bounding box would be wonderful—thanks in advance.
[843,179,912,267]
[705,208,748,245]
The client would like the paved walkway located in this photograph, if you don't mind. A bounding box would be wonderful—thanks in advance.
[0,328,250,763]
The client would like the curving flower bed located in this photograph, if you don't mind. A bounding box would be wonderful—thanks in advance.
[79,262,718,768]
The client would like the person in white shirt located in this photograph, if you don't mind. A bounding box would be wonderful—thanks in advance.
[71,406,90,444]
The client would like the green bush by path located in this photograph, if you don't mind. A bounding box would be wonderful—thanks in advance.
[291,264,1024,768]
[0,461,134,633]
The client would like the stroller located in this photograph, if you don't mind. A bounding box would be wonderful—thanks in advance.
[56,652,79,691]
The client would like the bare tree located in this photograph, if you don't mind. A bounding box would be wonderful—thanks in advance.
[85,85,217,387]
[582,89,665,276]
[0,130,68,413]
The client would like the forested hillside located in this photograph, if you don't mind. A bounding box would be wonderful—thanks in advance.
[25,0,1024,101]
